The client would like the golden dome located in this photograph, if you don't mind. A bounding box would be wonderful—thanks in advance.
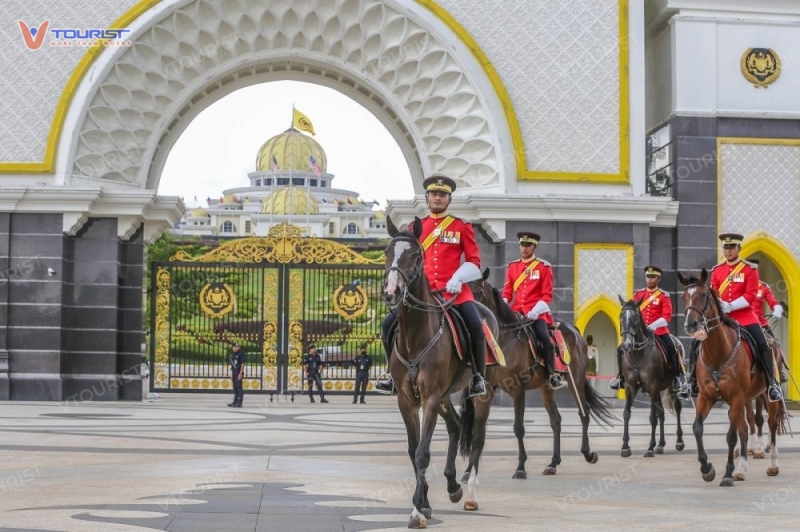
[256,128,327,173]
[221,194,239,204]
[190,207,208,217]
[372,210,386,220]
[262,187,319,215]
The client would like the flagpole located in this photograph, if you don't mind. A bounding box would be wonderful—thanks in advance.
[289,105,294,227]
[269,163,275,226]
[306,156,311,235]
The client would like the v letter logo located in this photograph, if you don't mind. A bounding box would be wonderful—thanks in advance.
[18,20,50,51]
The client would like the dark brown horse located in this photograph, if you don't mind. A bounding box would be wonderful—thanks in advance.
[382,217,498,528]
[617,297,685,458]
[678,270,786,486]
[468,271,615,477]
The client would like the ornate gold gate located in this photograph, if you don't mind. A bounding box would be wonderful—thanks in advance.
[149,224,385,395]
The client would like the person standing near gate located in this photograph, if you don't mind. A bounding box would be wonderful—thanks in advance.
[352,343,372,404]
[228,342,245,408]
[303,344,328,403]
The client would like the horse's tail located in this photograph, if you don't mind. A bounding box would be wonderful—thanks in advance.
[583,380,617,427]
[775,396,790,436]
[661,389,676,416]
[458,391,475,458]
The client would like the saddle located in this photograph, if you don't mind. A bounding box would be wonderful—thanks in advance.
[516,313,569,373]
[654,334,685,373]
[385,299,506,367]
[738,325,780,381]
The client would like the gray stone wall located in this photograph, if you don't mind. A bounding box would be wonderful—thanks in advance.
[0,216,144,401]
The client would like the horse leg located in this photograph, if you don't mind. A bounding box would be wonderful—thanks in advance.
[674,392,685,451]
[693,394,716,482]
[439,396,463,506]
[571,371,598,464]
[721,398,746,486]
[511,386,528,479]
[656,394,667,454]
[734,403,749,482]
[644,396,658,457]
[736,399,755,458]
[540,386,562,475]
[409,397,441,529]
[621,385,637,458]
[766,399,781,477]
[463,393,492,512]
[754,396,766,458]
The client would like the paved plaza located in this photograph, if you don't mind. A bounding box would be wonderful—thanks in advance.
[0,393,798,531]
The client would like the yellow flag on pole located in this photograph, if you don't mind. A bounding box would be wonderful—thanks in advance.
[292,107,315,135]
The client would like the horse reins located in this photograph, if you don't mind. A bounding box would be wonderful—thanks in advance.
[683,282,724,333]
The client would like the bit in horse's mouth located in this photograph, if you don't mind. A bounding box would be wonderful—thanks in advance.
[689,329,708,341]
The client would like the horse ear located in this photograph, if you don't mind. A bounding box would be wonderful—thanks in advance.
[386,216,399,237]
[618,295,626,305]
[411,216,423,239]
[677,272,688,286]
[701,268,708,283]
[482,267,490,281]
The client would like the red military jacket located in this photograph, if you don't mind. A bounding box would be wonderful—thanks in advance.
[752,280,779,327]
[633,287,672,336]
[502,257,554,324]
[710,259,759,326]
[413,213,480,305]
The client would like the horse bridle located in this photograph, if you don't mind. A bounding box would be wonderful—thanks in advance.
[619,307,652,352]
[382,236,456,315]
[683,282,723,334]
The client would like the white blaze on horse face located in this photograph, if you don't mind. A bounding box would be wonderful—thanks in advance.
[687,287,697,296]
[384,241,411,296]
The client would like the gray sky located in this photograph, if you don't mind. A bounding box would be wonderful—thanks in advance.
[158,81,415,209]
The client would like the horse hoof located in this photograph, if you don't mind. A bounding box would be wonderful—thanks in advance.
[765,444,772,453]
[767,467,780,477]
[448,487,463,504]
[754,451,765,459]
[655,446,664,455]
[422,507,432,520]
[747,448,754,456]
[733,448,740,459]
[676,441,685,452]
[512,470,527,480]
[460,472,470,483]
[542,466,557,476]
[720,477,735,487]
[408,515,427,529]
[621,448,632,458]
[702,465,716,483]
[643,450,655,458]
[587,452,598,464]
[464,499,479,511]
[733,472,746,481]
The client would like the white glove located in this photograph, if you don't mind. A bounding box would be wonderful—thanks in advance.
[526,300,550,321]
[647,318,668,331]
[719,301,732,314]
[502,297,509,304]
[445,262,482,295]
[773,305,784,319]
[445,277,462,294]
[730,296,749,311]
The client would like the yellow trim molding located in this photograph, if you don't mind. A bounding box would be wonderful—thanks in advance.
[2,0,629,185]
[416,0,629,184]
[0,0,161,173]
[742,232,800,401]
[574,242,634,317]
[575,294,622,345]
[716,137,800,261]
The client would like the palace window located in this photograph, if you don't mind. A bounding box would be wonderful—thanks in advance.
[245,221,251,233]
[292,178,305,186]
[310,179,318,187]
[277,178,289,185]
[221,221,236,233]
[265,178,272,186]
[328,222,335,234]
[344,223,359,235]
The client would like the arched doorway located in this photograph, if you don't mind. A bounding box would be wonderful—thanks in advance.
[742,232,799,400]
[575,296,621,398]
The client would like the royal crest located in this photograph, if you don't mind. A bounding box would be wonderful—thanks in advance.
[332,282,368,320]
[741,48,781,88]
[199,282,235,318]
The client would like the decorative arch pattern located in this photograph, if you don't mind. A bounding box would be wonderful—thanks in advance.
[575,294,621,345]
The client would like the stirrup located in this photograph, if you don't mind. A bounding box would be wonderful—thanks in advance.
[548,374,567,391]
[467,375,487,398]
[374,372,396,395]
[609,376,623,391]
[767,384,783,403]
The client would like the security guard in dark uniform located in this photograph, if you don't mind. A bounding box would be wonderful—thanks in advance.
[352,343,372,404]
[303,344,328,403]
[228,342,245,407]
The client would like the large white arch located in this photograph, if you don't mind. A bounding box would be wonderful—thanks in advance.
[60,0,513,195]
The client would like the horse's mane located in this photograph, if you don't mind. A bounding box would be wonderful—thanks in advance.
[685,276,739,329]
[490,284,519,324]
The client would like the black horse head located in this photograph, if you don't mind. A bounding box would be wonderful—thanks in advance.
[617,295,646,352]
[383,216,423,306]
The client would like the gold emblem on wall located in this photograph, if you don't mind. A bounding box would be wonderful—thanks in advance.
[741,48,781,88]
[199,282,235,318]
[332,282,368,320]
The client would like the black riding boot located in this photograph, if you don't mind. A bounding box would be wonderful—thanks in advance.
[678,340,699,400]
[609,346,625,391]
[375,311,397,394]
[469,334,487,397]
[747,324,782,402]
[533,320,564,390]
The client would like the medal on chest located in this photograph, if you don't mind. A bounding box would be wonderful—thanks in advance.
[529,269,540,280]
